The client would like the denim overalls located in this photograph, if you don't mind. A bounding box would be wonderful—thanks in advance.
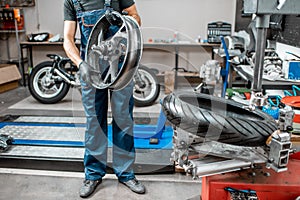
[72,0,135,182]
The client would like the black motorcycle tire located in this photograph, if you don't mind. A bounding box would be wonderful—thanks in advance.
[28,61,70,104]
[161,92,278,147]
[133,65,160,107]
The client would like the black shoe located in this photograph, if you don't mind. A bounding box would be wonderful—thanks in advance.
[79,179,102,198]
[120,178,146,194]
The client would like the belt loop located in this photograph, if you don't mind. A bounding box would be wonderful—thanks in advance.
[72,0,83,14]
[104,0,111,9]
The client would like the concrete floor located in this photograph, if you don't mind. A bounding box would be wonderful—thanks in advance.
[0,168,201,200]
[0,86,202,200]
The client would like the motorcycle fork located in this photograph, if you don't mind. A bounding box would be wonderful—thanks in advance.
[48,60,68,84]
[56,60,76,82]
[49,60,57,75]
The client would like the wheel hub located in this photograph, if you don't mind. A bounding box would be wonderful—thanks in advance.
[41,74,55,89]
[134,78,148,92]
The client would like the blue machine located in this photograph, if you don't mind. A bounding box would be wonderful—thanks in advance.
[0,110,172,150]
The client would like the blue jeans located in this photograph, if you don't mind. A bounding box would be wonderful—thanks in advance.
[75,6,136,182]
[81,81,135,182]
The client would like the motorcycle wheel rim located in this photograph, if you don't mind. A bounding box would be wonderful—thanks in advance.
[133,69,157,102]
[33,66,65,99]
[86,11,142,90]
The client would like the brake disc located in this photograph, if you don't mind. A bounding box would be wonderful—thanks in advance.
[85,11,143,90]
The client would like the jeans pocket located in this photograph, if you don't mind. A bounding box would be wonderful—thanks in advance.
[81,14,98,27]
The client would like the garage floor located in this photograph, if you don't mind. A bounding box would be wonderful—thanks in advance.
[0,86,202,200]
[0,168,201,200]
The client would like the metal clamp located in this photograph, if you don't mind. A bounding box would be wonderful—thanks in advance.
[266,131,292,172]
[242,91,267,111]
[0,134,13,152]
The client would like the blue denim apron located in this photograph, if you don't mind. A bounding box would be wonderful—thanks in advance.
[72,0,135,182]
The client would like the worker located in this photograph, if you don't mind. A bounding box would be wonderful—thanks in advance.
[63,0,145,198]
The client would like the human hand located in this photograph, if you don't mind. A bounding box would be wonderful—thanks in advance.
[79,61,91,84]
[105,9,122,26]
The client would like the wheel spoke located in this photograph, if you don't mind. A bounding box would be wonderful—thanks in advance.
[50,85,59,93]
[141,91,146,98]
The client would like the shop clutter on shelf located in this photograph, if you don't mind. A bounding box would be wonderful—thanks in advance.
[26,32,50,42]
[0,8,24,30]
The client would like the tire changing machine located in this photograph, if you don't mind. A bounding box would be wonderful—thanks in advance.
[172,0,300,199]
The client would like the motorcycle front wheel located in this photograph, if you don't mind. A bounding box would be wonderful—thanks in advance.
[133,65,160,107]
[28,61,70,104]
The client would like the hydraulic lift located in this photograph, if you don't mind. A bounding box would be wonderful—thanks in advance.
[0,112,174,174]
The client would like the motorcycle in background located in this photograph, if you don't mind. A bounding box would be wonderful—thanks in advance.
[28,54,160,107]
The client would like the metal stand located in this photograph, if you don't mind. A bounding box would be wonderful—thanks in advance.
[243,0,300,89]
[149,109,167,144]
[252,15,269,91]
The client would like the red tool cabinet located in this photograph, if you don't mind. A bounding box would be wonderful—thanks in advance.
[202,158,300,200]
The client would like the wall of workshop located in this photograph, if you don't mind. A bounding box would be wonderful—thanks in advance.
[137,0,236,72]
[1,0,236,74]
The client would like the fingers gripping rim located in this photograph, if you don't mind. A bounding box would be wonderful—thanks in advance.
[85,11,143,90]
[161,92,278,147]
